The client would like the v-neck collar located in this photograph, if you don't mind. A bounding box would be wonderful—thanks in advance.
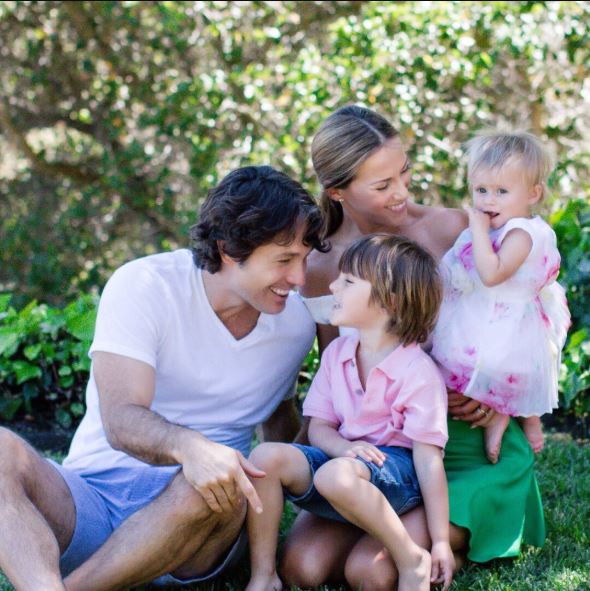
[194,267,272,348]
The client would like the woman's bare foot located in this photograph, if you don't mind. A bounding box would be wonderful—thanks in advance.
[245,572,283,591]
[483,413,510,464]
[521,416,544,452]
[397,547,431,591]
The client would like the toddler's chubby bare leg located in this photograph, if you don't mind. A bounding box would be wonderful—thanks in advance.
[484,413,510,464]
[245,443,312,591]
[521,416,544,453]
[313,457,431,591]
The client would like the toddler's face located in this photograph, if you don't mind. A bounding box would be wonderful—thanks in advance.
[470,158,541,229]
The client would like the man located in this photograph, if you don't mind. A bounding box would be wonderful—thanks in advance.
[0,165,328,591]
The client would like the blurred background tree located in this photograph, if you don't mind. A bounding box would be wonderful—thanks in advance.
[0,0,588,425]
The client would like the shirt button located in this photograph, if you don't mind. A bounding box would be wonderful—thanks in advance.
[355,388,363,395]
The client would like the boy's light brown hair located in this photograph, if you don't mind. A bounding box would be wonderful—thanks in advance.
[339,233,442,346]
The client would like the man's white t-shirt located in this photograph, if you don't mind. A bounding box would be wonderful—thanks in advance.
[63,249,316,475]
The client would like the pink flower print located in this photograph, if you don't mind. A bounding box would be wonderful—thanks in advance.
[485,386,517,416]
[535,296,551,327]
[458,242,474,271]
[506,374,519,385]
[448,370,471,393]
[464,346,476,357]
[493,302,510,320]
[545,263,560,284]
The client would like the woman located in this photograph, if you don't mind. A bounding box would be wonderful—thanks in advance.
[281,106,545,591]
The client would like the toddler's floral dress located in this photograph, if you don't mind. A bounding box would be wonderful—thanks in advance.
[431,216,570,417]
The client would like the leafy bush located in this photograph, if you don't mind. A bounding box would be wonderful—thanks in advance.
[0,294,97,427]
[552,198,590,416]
[1,192,588,426]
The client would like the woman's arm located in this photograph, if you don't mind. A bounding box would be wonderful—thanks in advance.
[413,441,455,590]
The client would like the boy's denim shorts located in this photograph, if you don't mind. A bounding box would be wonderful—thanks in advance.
[49,461,247,586]
[285,444,422,523]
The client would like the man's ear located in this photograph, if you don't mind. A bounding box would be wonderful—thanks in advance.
[218,240,235,266]
[529,184,543,205]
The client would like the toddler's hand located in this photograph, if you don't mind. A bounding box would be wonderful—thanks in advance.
[343,441,386,466]
[430,540,455,591]
[464,204,490,234]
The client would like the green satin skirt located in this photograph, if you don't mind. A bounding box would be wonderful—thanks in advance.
[444,418,546,562]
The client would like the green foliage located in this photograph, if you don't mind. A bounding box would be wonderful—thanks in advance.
[0,294,97,427]
[0,1,588,417]
[1,1,589,304]
[552,198,590,415]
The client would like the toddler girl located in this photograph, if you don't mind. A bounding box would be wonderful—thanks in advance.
[432,129,570,464]
[245,234,454,591]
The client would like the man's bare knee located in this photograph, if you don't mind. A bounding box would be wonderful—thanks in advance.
[168,487,246,580]
[164,472,246,527]
[0,428,33,485]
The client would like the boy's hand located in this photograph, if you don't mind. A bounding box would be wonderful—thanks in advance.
[430,540,455,591]
[342,441,386,466]
[464,204,490,235]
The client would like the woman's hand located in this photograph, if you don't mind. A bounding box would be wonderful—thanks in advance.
[447,389,496,427]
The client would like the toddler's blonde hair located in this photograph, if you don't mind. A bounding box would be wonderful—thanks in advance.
[465,129,554,199]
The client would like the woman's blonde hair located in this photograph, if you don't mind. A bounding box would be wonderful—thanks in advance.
[465,129,554,199]
[312,106,399,236]
[339,233,442,346]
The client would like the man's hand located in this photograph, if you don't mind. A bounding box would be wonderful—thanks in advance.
[430,540,455,591]
[181,439,266,514]
[341,440,385,466]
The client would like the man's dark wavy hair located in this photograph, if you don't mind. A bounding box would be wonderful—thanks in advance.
[191,166,329,273]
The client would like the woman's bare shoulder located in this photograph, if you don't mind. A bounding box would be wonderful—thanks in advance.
[425,206,468,246]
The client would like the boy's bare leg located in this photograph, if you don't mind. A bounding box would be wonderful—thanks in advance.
[520,416,544,452]
[314,457,430,591]
[0,428,76,591]
[64,470,244,591]
[345,511,467,591]
[483,413,510,464]
[245,443,313,591]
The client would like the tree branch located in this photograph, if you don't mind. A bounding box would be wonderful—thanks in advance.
[0,99,100,184]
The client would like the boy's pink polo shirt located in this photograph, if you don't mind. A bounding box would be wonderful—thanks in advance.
[303,335,448,449]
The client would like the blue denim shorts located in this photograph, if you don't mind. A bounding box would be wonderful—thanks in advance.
[285,444,422,523]
[50,461,247,585]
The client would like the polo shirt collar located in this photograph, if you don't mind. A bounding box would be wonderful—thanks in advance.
[336,334,422,379]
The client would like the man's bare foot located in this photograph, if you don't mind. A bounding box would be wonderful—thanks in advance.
[521,416,544,453]
[245,572,283,591]
[397,547,431,591]
[484,413,510,464]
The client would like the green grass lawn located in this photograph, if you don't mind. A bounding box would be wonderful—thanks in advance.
[1,432,589,590]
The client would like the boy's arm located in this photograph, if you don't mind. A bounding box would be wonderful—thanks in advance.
[309,418,385,466]
[413,441,455,591]
[466,206,532,286]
